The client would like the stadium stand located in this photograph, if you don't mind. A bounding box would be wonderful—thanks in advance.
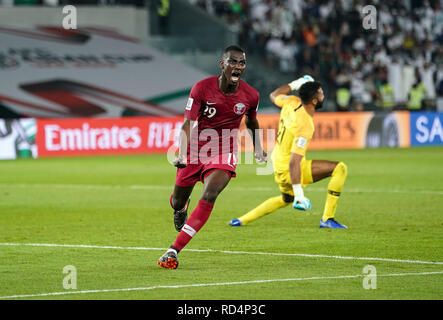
[185,0,443,112]
[1,0,442,111]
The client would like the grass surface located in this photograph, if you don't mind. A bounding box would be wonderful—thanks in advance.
[0,147,442,300]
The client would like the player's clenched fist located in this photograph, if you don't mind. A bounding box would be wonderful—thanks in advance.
[173,155,187,168]
[255,150,268,163]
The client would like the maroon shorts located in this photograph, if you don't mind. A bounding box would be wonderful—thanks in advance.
[175,153,237,187]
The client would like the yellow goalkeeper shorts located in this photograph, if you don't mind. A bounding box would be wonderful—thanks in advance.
[274,159,313,196]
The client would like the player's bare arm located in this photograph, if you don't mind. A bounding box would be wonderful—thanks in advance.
[290,152,312,210]
[289,152,303,185]
[173,117,194,168]
[245,116,267,163]
[269,84,292,104]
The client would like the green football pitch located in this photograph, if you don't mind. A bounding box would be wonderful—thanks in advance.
[0,147,442,300]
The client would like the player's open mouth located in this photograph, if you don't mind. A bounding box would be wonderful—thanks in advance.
[231,71,241,82]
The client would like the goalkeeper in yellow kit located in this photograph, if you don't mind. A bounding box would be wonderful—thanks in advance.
[230,76,348,228]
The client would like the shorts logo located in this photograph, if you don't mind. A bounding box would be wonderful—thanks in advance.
[185,98,194,111]
[233,103,246,115]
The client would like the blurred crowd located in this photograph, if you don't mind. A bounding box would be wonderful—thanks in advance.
[188,0,443,111]
[3,0,443,111]
[0,0,145,6]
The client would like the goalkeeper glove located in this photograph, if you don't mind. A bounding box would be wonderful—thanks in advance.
[292,184,312,211]
[288,75,314,91]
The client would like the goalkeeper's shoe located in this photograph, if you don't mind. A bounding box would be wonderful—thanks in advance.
[157,249,179,269]
[319,218,347,229]
[229,218,242,227]
[173,197,190,232]
[293,197,312,211]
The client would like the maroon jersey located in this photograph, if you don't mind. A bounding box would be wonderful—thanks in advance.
[184,76,259,163]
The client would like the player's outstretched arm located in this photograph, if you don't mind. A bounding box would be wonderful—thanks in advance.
[289,152,311,211]
[245,116,267,163]
[173,118,194,168]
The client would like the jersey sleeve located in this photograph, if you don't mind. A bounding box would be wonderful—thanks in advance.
[184,82,203,120]
[246,90,259,119]
[274,94,301,109]
[290,115,313,157]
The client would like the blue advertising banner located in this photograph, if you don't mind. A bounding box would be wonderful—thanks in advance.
[410,112,443,146]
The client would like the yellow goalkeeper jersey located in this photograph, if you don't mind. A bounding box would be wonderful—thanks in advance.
[271,94,315,172]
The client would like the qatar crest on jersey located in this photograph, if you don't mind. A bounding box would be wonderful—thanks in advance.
[233,103,246,115]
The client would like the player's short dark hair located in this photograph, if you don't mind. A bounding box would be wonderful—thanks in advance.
[224,45,244,54]
[222,45,245,59]
[299,81,322,104]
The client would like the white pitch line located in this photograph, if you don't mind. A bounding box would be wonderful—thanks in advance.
[1,242,442,265]
[1,271,442,300]
[0,182,442,195]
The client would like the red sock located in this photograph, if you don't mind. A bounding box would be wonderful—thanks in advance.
[172,200,214,252]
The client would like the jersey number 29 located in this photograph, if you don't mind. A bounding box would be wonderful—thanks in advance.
[203,106,216,118]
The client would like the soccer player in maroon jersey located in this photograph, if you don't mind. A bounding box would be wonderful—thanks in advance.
[157,45,267,269]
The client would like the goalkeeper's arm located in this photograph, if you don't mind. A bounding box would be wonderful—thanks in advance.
[290,152,311,211]
[269,75,314,104]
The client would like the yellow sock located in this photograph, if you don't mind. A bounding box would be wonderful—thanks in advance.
[322,193,339,221]
[322,162,347,222]
[239,195,289,225]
